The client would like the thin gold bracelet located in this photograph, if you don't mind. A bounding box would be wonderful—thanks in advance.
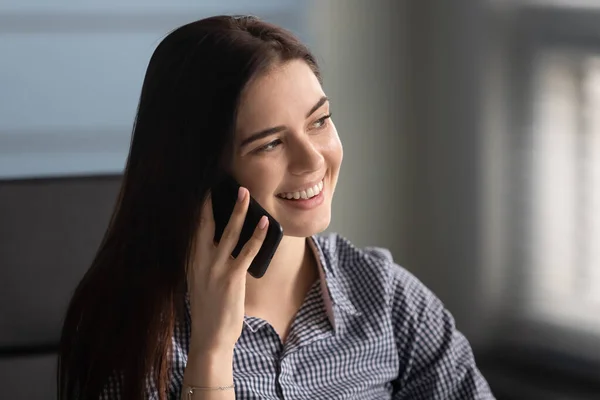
[184,383,234,399]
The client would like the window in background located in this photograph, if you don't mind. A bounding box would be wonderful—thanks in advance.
[525,48,600,334]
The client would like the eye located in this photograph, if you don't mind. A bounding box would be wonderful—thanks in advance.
[255,139,282,153]
[312,113,332,130]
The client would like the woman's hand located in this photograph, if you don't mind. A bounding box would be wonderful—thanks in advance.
[187,186,268,356]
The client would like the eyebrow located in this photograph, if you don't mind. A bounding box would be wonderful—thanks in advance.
[239,96,329,149]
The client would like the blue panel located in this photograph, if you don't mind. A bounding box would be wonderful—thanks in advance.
[0,0,307,179]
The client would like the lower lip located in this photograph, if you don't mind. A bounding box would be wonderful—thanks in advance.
[277,189,325,210]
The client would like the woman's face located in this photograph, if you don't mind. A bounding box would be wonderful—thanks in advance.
[231,59,343,237]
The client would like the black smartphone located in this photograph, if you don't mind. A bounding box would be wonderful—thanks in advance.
[211,175,283,278]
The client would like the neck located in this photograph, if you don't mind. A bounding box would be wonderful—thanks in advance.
[245,235,317,306]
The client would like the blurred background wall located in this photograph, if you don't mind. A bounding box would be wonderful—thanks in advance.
[2,0,600,399]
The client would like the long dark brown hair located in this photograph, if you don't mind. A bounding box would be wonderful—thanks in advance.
[57,15,320,400]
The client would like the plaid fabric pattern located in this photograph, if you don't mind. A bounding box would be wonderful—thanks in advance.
[101,233,495,399]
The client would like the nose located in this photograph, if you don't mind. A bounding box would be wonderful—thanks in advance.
[288,134,324,176]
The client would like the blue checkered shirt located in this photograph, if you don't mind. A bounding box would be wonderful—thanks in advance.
[102,233,495,399]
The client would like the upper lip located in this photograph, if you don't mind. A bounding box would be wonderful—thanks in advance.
[277,177,324,195]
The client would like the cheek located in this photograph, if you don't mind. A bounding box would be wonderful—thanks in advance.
[322,129,343,168]
[232,164,278,198]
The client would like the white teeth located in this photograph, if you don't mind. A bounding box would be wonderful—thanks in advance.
[278,180,324,200]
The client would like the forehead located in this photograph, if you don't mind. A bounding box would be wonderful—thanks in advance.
[236,60,324,131]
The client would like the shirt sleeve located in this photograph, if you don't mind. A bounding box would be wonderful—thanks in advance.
[388,266,496,399]
[98,373,123,400]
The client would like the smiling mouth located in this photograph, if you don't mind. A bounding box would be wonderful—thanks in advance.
[276,180,324,200]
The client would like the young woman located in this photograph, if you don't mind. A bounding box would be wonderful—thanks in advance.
[58,15,495,400]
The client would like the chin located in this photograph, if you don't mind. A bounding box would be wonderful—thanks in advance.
[279,215,331,238]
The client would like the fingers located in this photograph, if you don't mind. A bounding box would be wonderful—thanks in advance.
[188,194,216,292]
[213,187,250,264]
[197,193,216,256]
[232,215,269,274]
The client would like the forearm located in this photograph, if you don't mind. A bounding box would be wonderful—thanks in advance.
[181,349,236,400]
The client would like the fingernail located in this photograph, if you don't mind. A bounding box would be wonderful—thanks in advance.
[238,187,246,202]
[258,215,268,229]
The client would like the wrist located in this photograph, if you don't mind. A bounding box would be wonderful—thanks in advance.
[188,342,235,361]
[184,347,234,388]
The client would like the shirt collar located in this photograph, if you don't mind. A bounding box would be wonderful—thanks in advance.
[308,235,361,318]
[243,236,361,333]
